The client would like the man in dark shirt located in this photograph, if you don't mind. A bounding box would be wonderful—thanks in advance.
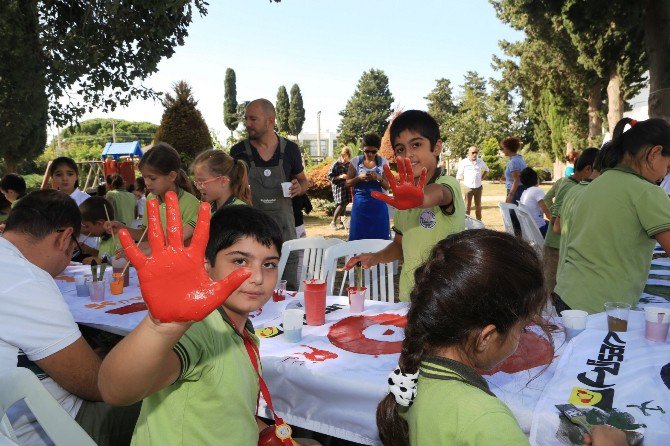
[230,98,308,290]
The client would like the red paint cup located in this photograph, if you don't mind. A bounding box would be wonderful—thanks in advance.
[303,279,327,326]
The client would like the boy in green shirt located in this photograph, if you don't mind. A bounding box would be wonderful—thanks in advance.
[79,196,122,262]
[345,110,465,301]
[99,194,306,445]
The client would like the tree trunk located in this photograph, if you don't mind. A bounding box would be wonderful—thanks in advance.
[4,156,17,174]
[606,69,624,134]
[645,0,670,122]
[587,82,603,144]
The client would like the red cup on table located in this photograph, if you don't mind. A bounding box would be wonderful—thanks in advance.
[303,279,327,326]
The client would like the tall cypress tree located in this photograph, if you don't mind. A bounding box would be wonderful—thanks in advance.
[338,69,394,145]
[223,68,238,137]
[276,86,290,133]
[288,84,305,141]
[154,81,212,165]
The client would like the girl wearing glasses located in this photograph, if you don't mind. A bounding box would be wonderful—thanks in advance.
[346,134,390,240]
[191,149,251,212]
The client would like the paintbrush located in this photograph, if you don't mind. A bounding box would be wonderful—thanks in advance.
[556,404,594,434]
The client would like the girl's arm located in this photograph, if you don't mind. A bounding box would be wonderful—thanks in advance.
[553,216,561,234]
[344,233,403,271]
[98,316,189,405]
[506,170,521,203]
[345,162,363,187]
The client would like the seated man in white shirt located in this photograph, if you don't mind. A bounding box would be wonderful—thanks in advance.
[456,146,489,220]
[1,190,138,446]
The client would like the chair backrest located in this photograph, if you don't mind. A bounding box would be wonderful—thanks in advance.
[464,215,486,230]
[0,368,96,446]
[321,239,394,302]
[498,203,517,235]
[515,205,545,257]
[277,237,344,290]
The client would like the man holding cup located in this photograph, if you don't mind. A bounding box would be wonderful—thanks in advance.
[231,98,308,290]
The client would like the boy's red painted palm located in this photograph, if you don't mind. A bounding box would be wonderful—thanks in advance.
[371,157,426,210]
[118,191,251,322]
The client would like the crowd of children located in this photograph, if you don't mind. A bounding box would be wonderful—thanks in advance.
[5,109,660,446]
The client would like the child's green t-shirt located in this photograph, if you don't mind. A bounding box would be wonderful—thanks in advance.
[544,177,579,249]
[393,171,465,301]
[141,189,200,231]
[400,356,529,446]
[97,236,121,259]
[555,166,670,313]
[107,189,137,227]
[131,311,260,445]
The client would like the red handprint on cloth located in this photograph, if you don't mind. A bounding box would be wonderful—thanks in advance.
[118,191,251,322]
[371,156,426,210]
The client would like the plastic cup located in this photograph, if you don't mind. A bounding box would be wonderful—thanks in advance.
[88,278,108,302]
[561,310,588,340]
[604,302,631,332]
[348,286,366,313]
[273,280,288,302]
[111,257,130,286]
[75,275,89,297]
[303,279,326,326]
[644,306,670,342]
[282,309,305,342]
[110,273,124,295]
[281,182,292,198]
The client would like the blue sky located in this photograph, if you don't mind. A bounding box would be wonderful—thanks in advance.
[79,0,523,140]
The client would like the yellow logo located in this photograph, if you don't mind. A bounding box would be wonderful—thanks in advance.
[257,326,280,338]
[569,387,603,406]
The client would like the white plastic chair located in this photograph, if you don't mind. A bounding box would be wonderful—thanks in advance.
[498,203,517,235]
[0,368,96,446]
[464,215,486,229]
[515,205,545,257]
[277,237,344,291]
[321,239,395,302]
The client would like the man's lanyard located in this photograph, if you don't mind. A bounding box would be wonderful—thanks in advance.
[226,314,293,445]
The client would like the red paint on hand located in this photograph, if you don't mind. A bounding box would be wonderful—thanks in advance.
[371,157,426,210]
[118,191,251,322]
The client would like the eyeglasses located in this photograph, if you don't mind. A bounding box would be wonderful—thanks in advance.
[194,176,223,189]
[56,229,83,259]
[364,150,378,154]
[470,151,479,155]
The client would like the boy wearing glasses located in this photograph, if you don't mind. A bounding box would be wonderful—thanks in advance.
[345,133,391,240]
[456,146,489,220]
[346,111,465,301]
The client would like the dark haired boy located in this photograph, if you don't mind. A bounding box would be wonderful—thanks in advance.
[1,173,27,206]
[99,202,307,445]
[346,110,465,300]
[79,196,121,262]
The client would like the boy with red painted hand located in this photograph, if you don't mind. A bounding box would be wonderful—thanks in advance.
[346,110,465,301]
[99,192,312,445]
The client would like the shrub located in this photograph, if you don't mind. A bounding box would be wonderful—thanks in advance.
[306,157,335,200]
[311,198,336,216]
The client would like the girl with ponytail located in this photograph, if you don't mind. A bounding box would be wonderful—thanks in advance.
[377,230,625,446]
[191,149,251,211]
[555,117,670,315]
[109,142,200,245]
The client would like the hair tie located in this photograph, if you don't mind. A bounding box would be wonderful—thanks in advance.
[630,119,638,127]
[387,366,419,407]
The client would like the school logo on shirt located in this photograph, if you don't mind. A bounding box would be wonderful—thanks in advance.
[419,209,436,229]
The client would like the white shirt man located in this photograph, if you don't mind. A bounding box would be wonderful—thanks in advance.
[456,147,489,220]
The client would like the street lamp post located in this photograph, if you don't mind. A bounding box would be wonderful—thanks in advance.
[316,111,322,158]
[445,148,452,175]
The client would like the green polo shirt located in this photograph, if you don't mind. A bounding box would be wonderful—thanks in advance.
[211,196,247,214]
[544,177,579,249]
[97,235,121,259]
[107,189,137,226]
[131,310,260,446]
[400,356,529,446]
[555,166,670,313]
[141,189,200,232]
[393,171,465,301]
[543,176,566,210]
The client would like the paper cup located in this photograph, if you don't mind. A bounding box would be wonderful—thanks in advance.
[348,286,366,313]
[282,309,305,342]
[75,275,89,297]
[644,306,670,342]
[561,310,588,340]
[281,182,292,198]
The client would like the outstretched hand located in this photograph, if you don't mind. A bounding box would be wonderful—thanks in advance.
[118,191,251,323]
[371,157,426,210]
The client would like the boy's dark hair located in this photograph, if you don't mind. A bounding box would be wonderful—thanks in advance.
[5,190,81,239]
[501,137,521,153]
[574,147,599,172]
[106,173,124,189]
[602,117,670,169]
[519,167,538,188]
[80,196,114,223]
[376,230,546,446]
[361,134,381,149]
[205,206,283,266]
[390,110,440,148]
[1,173,27,196]
[593,142,611,172]
[48,156,80,188]
[135,177,146,192]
